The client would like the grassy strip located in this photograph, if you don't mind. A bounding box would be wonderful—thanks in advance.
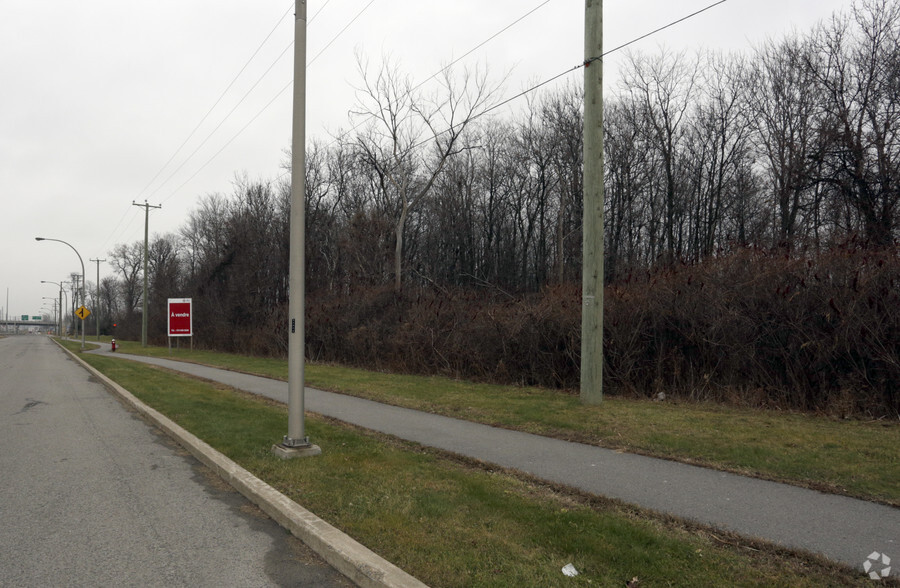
[100,340,900,505]
[76,350,867,587]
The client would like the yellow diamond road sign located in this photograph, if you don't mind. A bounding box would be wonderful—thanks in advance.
[76,306,91,320]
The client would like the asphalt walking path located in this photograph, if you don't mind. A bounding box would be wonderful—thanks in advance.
[91,344,898,577]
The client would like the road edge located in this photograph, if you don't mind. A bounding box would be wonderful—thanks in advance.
[57,341,428,588]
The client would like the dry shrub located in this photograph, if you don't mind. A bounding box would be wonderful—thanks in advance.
[304,245,900,418]
[306,285,581,387]
[605,245,900,416]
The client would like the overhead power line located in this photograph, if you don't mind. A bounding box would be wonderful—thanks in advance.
[99,204,141,251]
[136,1,294,202]
[158,0,380,206]
[325,0,553,150]
[309,0,378,66]
[137,0,334,205]
[155,0,347,200]
[162,0,550,195]
[411,0,732,152]
[162,79,293,206]
[142,0,733,217]
[160,0,381,205]
[309,0,334,23]
[595,0,729,63]
[410,0,551,94]
[151,38,295,203]
[334,0,730,155]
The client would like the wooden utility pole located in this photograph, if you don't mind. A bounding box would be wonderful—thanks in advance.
[581,0,604,404]
[133,200,161,347]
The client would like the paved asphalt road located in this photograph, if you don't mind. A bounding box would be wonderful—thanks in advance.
[94,343,899,578]
[0,336,352,587]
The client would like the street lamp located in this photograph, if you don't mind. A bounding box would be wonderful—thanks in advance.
[41,280,67,337]
[40,302,55,333]
[42,297,58,330]
[42,280,65,336]
[36,238,85,350]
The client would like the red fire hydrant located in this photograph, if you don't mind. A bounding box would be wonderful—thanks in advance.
[111,339,116,352]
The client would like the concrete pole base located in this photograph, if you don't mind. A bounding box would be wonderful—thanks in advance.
[271,443,322,460]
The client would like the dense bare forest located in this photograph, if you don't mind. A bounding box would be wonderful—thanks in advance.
[95,0,899,416]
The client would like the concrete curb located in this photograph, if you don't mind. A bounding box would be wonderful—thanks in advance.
[58,342,428,588]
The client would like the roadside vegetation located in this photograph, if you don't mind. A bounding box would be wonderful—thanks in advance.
[71,347,876,587]
[83,1,899,421]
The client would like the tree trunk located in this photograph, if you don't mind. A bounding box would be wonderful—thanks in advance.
[394,202,408,293]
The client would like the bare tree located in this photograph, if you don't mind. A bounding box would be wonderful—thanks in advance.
[621,49,700,263]
[473,122,520,289]
[748,34,821,248]
[98,275,119,333]
[809,0,900,245]
[604,97,653,278]
[180,192,230,285]
[107,241,144,339]
[351,54,501,292]
[540,83,584,284]
[147,233,182,340]
[687,51,754,258]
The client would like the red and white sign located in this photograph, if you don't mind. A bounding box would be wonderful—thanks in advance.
[168,298,192,337]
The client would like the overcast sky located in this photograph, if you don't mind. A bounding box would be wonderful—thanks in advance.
[1,0,849,319]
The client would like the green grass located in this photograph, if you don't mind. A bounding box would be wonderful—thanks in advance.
[88,340,900,506]
[74,351,868,587]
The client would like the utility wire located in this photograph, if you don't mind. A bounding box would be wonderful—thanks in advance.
[591,0,729,64]
[101,1,333,247]
[409,0,732,152]
[270,0,550,179]
[135,1,294,202]
[158,0,547,190]
[309,0,378,66]
[309,0,334,23]
[99,205,141,251]
[328,0,552,149]
[160,0,380,204]
[149,38,295,202]
[411,0,551,94]
[153,0,730,208]
[162,80,293,205]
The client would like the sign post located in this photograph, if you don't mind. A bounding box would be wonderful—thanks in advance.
[167,298,193,352]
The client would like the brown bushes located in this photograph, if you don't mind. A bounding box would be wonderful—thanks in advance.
[306,286,580,386]
[604,246,900,416]
[305,246,900,418]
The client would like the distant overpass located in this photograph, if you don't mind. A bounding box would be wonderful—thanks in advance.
[0,319,60,334]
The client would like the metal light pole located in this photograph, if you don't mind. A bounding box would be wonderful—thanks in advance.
[60,283,69,337]
[36,237,86,350]
[581,0,604,404]
[70,274,79,336]
[42,297,57,328]
[273,0,320,459]
[41,304,55,332]
[41,280,64,336]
